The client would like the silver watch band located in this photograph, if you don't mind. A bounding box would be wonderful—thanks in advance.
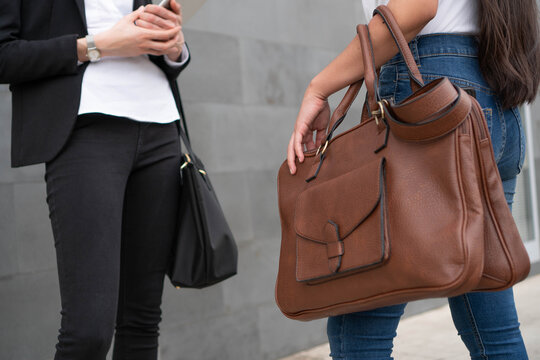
[85,34,101,62]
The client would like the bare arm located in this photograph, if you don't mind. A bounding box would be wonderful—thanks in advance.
[287,0,438,174]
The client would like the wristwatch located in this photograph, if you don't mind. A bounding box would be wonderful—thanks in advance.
[85,35,101,62]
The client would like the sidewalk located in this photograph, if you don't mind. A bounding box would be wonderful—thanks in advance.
[281,274,540,360]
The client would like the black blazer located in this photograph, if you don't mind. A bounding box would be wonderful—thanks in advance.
[0,0,190,167]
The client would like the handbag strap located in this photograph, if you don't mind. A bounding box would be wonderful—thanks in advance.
[170,79,203,169]
[326,80,364,138]
[373,6,424,90]
[326,5,424,138]
[170,80,190,148]
[358,24,378,114]
[385,83,471,141]
[170,80,190,141]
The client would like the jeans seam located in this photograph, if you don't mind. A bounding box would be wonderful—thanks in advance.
[340,315,345,357]
[419,52,478,59]
[495,102,507,164]
[512,108,526,173]
[409,73,494,95]
[462,294,488,359]
[391,66,398,102]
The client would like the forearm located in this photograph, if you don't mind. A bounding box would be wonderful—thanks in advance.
[310,0,436,99]
[0,35,79,84]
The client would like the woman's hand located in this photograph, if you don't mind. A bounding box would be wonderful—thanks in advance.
[90,6,181,58]
[135,0,185,61]
[287,84,331,175]
[285,0,438,175]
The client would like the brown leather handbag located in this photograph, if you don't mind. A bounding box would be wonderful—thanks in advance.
[275,5,530,321]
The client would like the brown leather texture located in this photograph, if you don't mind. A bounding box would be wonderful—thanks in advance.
[275,5,530,321]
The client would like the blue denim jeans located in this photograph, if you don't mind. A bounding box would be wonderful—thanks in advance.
[327,34,528,360]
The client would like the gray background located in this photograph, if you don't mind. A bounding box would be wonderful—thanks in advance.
[1,1,539,359]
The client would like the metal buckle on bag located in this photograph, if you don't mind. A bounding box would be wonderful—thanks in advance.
[181,154,207,176]
[180,153,192,170]
[372,99,389,125]
[316,140,329,156]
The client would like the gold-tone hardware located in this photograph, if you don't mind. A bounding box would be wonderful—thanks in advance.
[316,140,329,156]
[198,169,207,176]
[180,153,193,170]
[372,100,388,126]
[175,286,181,289]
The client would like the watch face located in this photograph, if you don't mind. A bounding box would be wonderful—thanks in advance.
[88,49,101,62]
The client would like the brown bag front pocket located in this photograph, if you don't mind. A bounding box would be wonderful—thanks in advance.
[294,157,389,283]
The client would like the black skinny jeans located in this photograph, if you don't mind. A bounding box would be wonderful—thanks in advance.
[45,113,181,360]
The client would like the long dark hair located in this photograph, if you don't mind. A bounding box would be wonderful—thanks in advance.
[478,0,540,109]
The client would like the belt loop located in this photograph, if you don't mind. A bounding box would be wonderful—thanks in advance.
[409,37,421,68]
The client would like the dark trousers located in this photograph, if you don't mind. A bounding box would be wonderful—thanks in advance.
[45,113,181,360]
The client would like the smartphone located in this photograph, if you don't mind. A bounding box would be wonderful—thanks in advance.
[158,0,171,9]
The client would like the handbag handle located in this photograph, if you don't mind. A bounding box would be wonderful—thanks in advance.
[170,79,206,171]
[325,5,425,139]
[373,6,424,90]
[323,23,383,145]
[324,25,374,140]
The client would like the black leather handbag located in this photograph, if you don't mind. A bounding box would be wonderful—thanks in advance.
[168,82,238,289]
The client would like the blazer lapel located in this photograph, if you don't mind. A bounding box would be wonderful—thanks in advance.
[74,0,87,29]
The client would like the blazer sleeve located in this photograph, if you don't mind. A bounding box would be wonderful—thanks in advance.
[0,0,79,85]
[149,43,191,81]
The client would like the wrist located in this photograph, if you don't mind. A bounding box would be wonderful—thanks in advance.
[93,32,110,58]
[76,38,89,62]
[306,77,329,103]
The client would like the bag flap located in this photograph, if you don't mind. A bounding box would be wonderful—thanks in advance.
[294,157,384,243]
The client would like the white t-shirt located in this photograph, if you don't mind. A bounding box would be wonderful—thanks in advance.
[78,0,189,123]
[362,0,479,35]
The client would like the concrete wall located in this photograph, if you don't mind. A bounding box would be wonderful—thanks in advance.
[0,1,365,359]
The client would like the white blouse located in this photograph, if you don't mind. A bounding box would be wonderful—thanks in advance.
[362,0,479,36]
[78,0,189,123]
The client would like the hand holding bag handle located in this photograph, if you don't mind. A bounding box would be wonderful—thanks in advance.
[325,9,425,139]
[308,24,398,181]
[321,25,380,153]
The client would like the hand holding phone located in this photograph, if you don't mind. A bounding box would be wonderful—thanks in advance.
[158,0,171,10]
